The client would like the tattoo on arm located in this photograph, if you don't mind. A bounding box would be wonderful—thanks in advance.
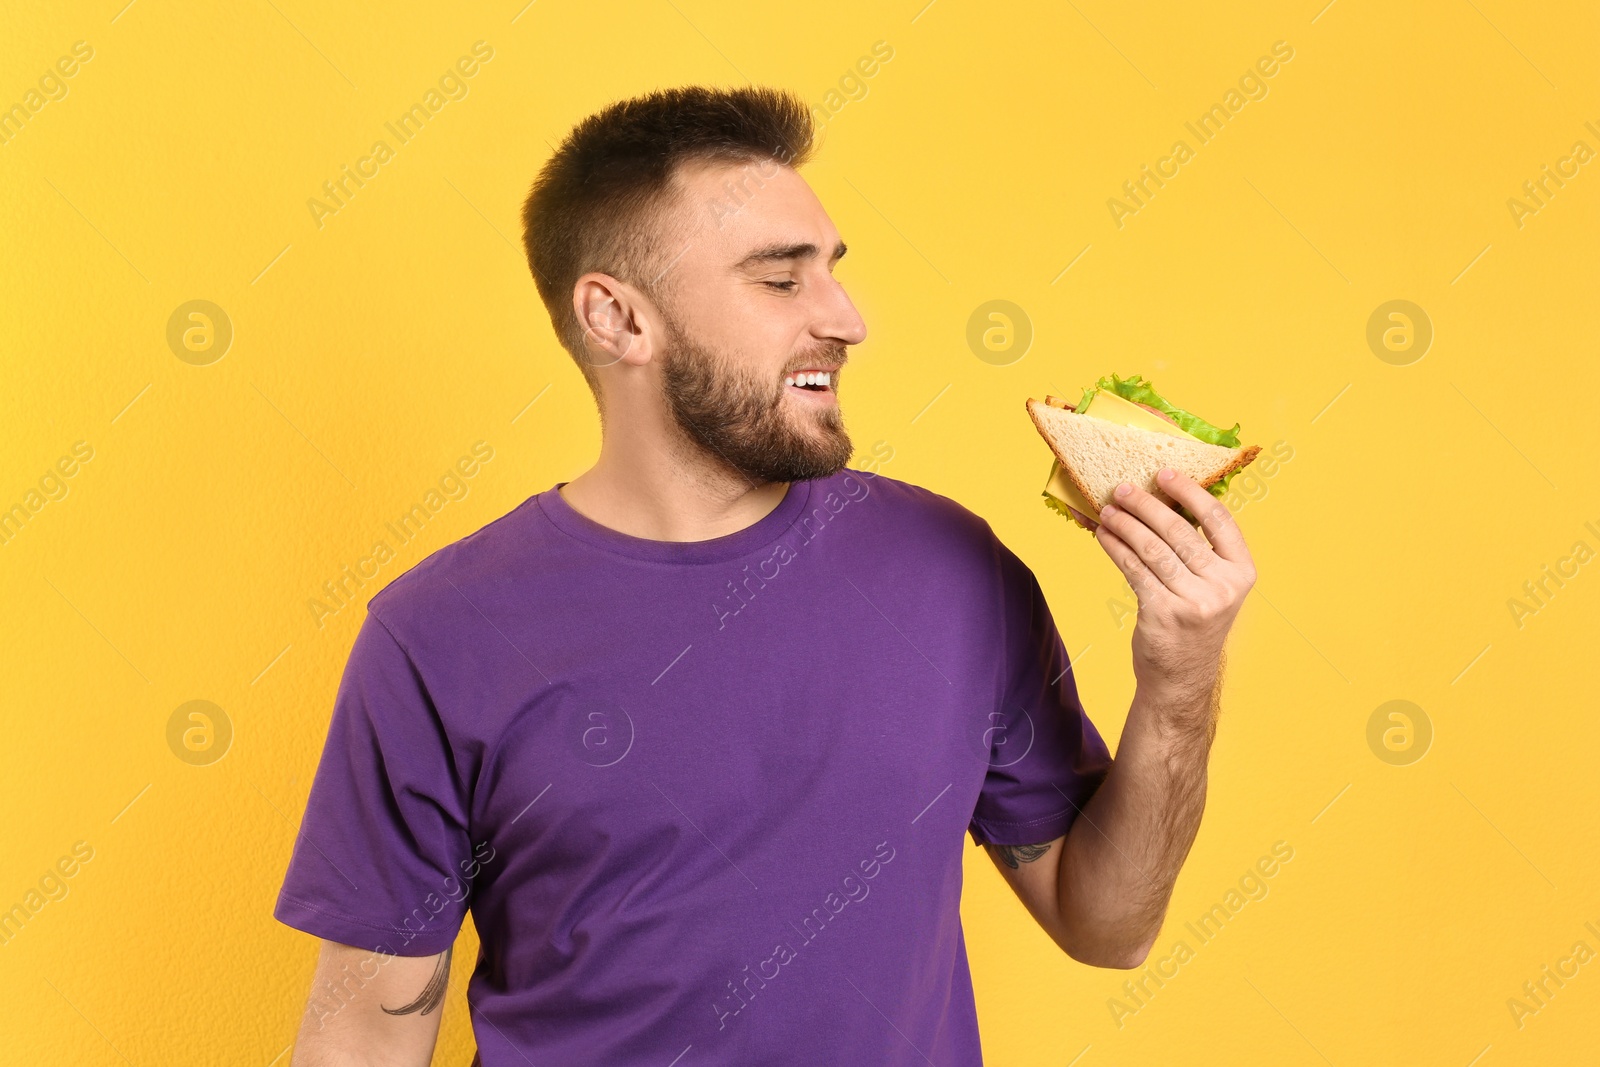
[990,842,1052,869]
[382,947,451,1017]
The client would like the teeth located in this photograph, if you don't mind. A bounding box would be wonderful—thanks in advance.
[785,371,834,389]
[784,376,796,388]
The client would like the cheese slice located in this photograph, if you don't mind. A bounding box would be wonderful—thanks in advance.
[1044,461,1098,518]
[1043,390,1200,519]
[1078,390,1194,438]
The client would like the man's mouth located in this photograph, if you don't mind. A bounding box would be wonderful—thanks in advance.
[783,368,837,395]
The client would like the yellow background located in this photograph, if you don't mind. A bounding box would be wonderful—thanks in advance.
[3,0,1597,1062]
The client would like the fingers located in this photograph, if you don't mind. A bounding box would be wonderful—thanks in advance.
[1105,479,1217,575]
[1155,468,1254,566]
[1093,522,1171,606]
[1096,499,1193,596]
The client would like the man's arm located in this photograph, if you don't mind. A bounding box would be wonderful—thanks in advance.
[983,660,1221,966]
[289,939,453,1066]
[983,468,1253,968]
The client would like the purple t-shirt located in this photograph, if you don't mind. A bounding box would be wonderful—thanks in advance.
[275,468,1112,1065]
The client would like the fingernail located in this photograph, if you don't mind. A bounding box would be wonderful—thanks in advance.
[1158,468,1176,481]
[1100,504,1117,517]
[1115,483,1132,498]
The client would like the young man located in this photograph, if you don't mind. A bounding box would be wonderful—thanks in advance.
[275,86,1256,1065]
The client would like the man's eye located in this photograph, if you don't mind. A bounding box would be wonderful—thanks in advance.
[763,280,798,291]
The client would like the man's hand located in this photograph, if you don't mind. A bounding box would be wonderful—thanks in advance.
[1091,467,1256,708]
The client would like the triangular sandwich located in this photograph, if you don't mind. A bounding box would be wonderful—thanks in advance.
[1026,375,1261,530]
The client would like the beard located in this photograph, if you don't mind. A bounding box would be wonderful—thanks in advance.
[658,313,854,485]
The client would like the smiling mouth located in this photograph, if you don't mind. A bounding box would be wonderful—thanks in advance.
[784,369,836,394]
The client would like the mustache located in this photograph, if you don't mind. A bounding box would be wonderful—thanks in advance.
[784,344,849,374]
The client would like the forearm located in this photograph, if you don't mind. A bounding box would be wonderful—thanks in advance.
[1056,655,1223,967]
[291,1033,387,1067]
[291,941,449,1067]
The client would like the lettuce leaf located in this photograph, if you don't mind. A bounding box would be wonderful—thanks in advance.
[1075,373,1242,448]
[1208,470,1241,498]
[1041,490,1096,530]
[1074,373,1244,498]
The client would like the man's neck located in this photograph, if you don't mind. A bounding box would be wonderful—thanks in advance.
[558,435,790,544]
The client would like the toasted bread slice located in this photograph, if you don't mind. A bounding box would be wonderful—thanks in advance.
[1026,398,1260,516]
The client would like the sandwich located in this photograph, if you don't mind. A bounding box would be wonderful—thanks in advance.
[1026,374,1261,530]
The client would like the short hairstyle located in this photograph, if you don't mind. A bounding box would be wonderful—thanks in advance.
[520,85,817,397]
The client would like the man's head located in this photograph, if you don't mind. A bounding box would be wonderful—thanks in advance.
[520,86,868,485]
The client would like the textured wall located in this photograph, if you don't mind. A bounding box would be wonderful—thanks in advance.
[2,0,1596,1063]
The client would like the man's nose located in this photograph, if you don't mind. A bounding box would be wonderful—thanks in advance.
[821,278,868,347]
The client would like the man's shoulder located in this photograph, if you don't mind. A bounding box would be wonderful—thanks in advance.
[365,490,550,640]
[829,468,1002,555]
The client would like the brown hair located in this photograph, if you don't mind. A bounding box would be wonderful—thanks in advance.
[520,86,817,396]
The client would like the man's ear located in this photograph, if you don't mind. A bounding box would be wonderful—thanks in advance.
[573,273,654,370]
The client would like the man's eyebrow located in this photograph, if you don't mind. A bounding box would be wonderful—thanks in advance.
[734,240,848,270]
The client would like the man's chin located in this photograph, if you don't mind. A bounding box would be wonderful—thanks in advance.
[781,435,854,482]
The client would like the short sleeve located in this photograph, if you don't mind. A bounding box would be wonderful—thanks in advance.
[968,545,1113,847]
[273,609,474,955]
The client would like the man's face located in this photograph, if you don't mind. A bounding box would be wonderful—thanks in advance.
[646,159,868,485]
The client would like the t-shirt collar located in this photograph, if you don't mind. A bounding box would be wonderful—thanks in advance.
[537,476,816,564]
